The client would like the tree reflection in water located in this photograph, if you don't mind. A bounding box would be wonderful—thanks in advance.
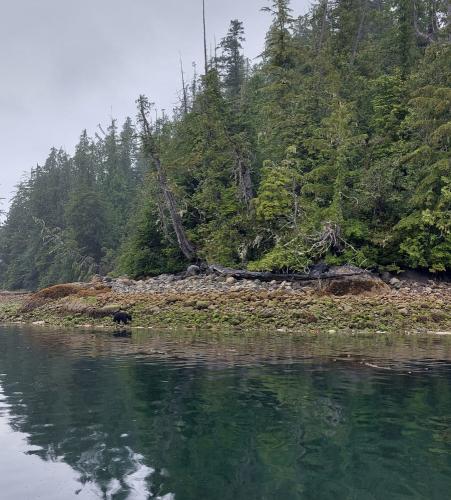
[0,326,450,499]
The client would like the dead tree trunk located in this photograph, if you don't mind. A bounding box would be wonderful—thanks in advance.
[179,55,188,115]
[138,96,197,261]
[208,264,369,282]
[203,0,208,75]
[235,152,253,209]
[157,168,196,261]
[216,120,254,210]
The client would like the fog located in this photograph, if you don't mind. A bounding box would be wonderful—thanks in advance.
[0,0,308,211]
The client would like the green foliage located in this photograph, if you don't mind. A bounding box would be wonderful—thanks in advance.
[1,0,450,290]
[247,240,312,272]
[255,159,300,226]
[0,118,142,290]
[219,20,246,99]
[117,184,186,278]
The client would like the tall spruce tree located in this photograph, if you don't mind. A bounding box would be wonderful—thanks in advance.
[219,20,246,99]
[1,0,450,290]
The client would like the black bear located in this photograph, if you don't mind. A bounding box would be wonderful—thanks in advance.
[113,311,133,325]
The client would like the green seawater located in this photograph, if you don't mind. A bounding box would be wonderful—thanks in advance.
[0,325,451,500]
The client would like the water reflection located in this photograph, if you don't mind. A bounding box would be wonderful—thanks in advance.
[0,326,451,499]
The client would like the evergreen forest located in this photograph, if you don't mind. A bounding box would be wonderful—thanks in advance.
[1,0,450,290]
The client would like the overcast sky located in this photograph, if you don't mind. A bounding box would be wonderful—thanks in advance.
[0,0,308,211]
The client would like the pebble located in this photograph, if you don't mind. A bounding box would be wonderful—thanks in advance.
[97,268,444,302]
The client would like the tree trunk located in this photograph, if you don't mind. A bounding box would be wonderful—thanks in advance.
[208,264,368,282]
[220,127,254,211]
[156,164,196,261]
[203,0,208,75]
[235,154,253,209]
[138,97,197,261]
[179,56,188,115]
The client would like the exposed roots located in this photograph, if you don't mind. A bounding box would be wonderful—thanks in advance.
[306,222,358,259]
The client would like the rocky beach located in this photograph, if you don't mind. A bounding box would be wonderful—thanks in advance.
[1,267,450,334]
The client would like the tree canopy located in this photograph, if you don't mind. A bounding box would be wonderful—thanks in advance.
[1,0,450,289]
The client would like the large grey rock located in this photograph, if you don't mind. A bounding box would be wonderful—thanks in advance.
[389,277,401,289]
[186,265,201,277]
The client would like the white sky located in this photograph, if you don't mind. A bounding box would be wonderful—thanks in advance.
[0,0,309,212]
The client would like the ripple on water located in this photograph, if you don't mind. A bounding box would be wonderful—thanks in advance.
[0,325,450,499]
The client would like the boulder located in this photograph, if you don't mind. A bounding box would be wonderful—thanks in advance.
[389,277,401,289]
[186,265,201,277]
[380,272,393,284]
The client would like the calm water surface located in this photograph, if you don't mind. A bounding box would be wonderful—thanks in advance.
[0,325,451,500]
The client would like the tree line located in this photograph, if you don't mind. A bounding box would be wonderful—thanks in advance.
[1,0,450,290]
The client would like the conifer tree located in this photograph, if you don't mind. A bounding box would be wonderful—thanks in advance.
[219,20,246,99]
[262,0,295,68]
[137,95,196,262]
[1,0,450,289]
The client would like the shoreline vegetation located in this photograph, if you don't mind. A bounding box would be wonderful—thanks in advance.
[1,267,450,335]
[1,1,450,297]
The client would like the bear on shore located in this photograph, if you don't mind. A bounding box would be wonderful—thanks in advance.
[113,311,133,325]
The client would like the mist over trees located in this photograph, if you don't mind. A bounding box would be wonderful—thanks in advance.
[0,0,450,290]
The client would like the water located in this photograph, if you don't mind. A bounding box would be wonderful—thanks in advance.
[0,326,451,500]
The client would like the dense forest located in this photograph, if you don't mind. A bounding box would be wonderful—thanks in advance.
[0,0,450,290]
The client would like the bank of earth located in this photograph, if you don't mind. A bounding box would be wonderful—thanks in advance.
[0,270,450,335]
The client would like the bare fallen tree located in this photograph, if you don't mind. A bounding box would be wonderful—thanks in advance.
[209,223,368,282]
[208,263,368,282]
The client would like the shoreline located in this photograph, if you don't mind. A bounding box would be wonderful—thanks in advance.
[1,270,450,335]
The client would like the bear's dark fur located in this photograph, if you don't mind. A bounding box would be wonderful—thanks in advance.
[113,311,133,325]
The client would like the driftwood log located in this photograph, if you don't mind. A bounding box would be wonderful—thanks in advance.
[207,264,369,282]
